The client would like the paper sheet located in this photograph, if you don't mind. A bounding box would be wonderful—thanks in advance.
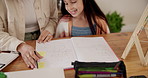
[5,68,65,78]
[36,37,119,69]
[0,53,19,70]
[71,37,119,62]
[36,39,77,68]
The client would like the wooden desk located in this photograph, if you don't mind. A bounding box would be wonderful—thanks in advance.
[2,32,148,78]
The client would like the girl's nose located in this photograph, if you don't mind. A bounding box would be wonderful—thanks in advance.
[67,4,74,11]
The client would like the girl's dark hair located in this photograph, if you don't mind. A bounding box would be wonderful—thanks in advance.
[61,0,108,34]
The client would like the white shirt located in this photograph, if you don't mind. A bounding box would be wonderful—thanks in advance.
[23,0,39,33]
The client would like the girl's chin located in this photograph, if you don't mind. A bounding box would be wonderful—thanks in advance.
[71,14,78,17]
[69,12,77,17]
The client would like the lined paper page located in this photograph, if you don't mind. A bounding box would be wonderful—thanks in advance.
[36,39,77,68]
[71,37,119,62]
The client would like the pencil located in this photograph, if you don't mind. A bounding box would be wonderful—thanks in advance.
[34,51,38,69]
[0,63,5,68]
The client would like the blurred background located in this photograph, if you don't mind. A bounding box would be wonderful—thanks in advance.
[95,0,148,32]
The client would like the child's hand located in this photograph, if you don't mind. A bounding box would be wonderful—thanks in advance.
[59,32,69,38]
[37,30,53,43]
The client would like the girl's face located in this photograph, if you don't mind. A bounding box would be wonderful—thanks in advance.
[64,0,84,17]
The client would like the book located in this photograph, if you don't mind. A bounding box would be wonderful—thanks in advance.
[36,37,119,69]
[0,52,19,70]
[5,68,65,78]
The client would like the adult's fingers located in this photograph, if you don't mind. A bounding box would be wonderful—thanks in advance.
[27,54,37,68]
[22,54,35,68]
[38,33,47,43]
[48,35,53,42]
[43,35,53,43]
[17,43,40,68]
[29,50,40,60]
[35,51,43,58]
[38,30,50,43]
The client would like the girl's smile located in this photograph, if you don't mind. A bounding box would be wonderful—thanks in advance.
[64,0,84,17]
[69,9,77,15]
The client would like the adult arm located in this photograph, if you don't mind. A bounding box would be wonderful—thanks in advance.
[38,0,58,43]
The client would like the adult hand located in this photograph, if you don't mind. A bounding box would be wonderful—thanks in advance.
[37,30,53,43]
[17,43,43,68]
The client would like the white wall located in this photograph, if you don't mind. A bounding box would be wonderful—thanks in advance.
[95,0,148,32]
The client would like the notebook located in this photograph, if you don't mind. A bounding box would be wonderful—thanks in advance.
[36,37,119,69]
[0,52,19,70]
[5,68,65,78]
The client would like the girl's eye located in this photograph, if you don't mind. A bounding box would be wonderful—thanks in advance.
[71,1,77,4]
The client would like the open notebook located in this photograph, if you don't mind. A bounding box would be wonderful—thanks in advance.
[36,37,119,69]
[0,52,19,70]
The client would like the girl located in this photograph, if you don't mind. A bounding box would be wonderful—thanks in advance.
[55,0,110,38]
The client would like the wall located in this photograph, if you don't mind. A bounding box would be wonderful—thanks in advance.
[95,0,148,32]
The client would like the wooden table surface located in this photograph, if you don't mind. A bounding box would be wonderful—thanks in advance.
[2,32,148,78]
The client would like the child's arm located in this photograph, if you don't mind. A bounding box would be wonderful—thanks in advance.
[54,22,66,38]
[54,16,70,38]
